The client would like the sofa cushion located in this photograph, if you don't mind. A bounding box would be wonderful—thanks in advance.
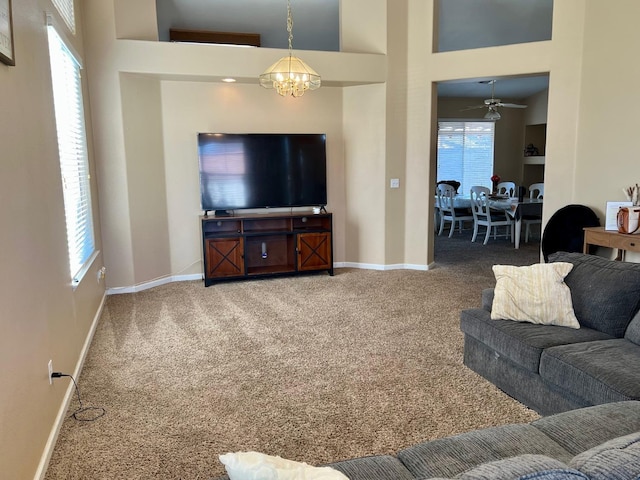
[491,263,580,329]
[460,308,613,373]
[548,252,640,337]
[532,401,640,456]
[625,309,640,346]
[540,339,640,405]
[456,454,588,480]
[569,431,640,480]
[327,455,415,480]
[397,424,572,479]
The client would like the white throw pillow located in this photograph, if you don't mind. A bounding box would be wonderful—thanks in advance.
[219,451,349,480]
[491,263,580,329]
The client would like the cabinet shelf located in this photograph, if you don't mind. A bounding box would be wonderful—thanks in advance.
[201,212,333,286]
[523,155,545,165]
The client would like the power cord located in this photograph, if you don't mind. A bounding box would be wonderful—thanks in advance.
[51,373,106,422]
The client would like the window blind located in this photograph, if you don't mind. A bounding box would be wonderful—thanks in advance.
[437,121,495,196]
[48,26,95,283]
[52,0,76,34]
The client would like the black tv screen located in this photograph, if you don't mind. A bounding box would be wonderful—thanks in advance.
[198,133,327,212]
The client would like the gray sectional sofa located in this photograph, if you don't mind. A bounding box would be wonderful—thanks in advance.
[461,251,640,416]
[215,401,640,479]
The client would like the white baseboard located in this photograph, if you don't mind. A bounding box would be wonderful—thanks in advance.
[106,263,436,294]
[35,292,107,480]
[337,262,431,271]
[106,273,202,295]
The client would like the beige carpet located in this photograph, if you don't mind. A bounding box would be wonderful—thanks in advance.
[45,232,542,479]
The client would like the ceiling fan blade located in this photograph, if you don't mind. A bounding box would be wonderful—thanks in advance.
[460,105,487,111]
[498,103,528,109]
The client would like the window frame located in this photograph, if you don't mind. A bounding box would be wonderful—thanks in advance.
[436,119,496,197]
[47,22,97,286]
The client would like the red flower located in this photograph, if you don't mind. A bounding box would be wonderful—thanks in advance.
[491,174,501,183]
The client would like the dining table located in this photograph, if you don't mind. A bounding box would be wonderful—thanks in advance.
[487,197,543,249]
[442,194,543,249]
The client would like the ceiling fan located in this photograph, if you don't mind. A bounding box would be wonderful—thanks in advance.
[462,80,527,120]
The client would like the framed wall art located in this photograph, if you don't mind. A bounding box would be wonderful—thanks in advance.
[0,0,14,66]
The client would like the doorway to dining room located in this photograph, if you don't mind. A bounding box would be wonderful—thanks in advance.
[434,74,549,264]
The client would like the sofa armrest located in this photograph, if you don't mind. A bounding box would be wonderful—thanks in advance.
[482,288,494,312]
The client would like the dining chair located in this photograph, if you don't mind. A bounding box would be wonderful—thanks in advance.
[496,181,516,197]
[470,186,514,245]
[436,183,474,238]
[523,182,544,242]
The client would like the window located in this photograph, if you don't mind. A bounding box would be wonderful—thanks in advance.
[437,121,495,196]
[51,0,76,34]
[48,26,96,284]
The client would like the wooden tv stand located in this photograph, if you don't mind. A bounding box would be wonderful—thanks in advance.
[201,212,333,286]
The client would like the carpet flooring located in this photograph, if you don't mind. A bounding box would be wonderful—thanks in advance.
[45,231,542,479]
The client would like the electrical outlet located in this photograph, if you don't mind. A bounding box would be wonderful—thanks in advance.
[97,266,106,284]
[48,360,53,385]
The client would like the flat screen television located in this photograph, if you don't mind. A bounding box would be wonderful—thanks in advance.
[198,133,327,214]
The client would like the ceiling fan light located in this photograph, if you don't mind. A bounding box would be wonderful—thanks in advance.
[484,108,501,120]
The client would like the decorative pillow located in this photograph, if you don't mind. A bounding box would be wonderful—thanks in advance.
[491,263,580,329]
[219,451,349,480]
[569,431,640,480]
[456,454,588,479]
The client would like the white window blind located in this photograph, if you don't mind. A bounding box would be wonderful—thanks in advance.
[52,0,76,34]
[437,121,495,196]
[48,26,95,283]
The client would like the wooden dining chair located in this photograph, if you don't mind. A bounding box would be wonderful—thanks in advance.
[470,186,514,245]
[436,184,474,238]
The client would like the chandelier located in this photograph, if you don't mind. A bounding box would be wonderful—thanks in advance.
[259,0,321,97]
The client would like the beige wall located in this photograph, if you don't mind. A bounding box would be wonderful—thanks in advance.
[1,0,105,478]
[83,0,640,287]
[575,1,640,219]
[159,81,346,275]
[120,74,172,286]
[343,84,387,265]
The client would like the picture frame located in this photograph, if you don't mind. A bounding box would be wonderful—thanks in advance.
[0,0,14,66]
[605,201,632,231]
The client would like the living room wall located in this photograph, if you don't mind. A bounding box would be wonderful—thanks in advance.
[158,81,346,278]
[1,1,106,478]
[83,0,386,289]
[83,0,640,285]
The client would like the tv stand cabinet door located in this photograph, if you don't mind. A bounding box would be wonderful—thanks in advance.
[204,237,245,280]
[297,232,332,273]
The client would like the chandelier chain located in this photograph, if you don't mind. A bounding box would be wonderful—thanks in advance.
[287,0,293,52]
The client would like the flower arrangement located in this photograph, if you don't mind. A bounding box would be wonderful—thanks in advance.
[491,174,501,193]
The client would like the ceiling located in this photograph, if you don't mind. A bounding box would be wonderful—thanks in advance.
[437,75,549,100]
[155,0,552,99]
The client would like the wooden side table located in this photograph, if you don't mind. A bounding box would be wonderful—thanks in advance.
[583,227,640,261]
